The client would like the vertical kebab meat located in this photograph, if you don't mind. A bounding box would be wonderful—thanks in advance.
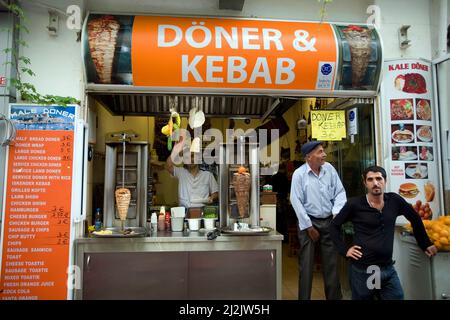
[342,25,372,87]
[233,166,251,218]
[115,187,131,221]
[87,15,120,84]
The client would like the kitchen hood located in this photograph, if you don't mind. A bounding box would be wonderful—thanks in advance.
[89,92,298,119]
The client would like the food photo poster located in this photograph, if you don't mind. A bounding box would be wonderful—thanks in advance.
[382,59,439,223]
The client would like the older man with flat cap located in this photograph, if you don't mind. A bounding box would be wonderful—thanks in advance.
[290,140,347,300]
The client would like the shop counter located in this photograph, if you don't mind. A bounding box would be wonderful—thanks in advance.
[73,231,283,300]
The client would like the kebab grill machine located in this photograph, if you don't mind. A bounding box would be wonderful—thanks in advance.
[218,137,261,232]
[102,132,148,234]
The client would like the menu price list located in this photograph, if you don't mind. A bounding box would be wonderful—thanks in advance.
[0,130,74,300]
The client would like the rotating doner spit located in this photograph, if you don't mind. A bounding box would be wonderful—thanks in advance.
[115,133,131,230]
[115,188,130,223]
[342,25,372,88]
[233,166,251,218]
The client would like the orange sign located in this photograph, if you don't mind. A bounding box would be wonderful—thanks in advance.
[132,16,337,90]
[0,106,75,300]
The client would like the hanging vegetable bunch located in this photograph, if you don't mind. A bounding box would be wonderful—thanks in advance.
[161,108,181,151]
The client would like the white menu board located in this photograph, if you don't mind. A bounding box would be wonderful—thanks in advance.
[381,59,439,223]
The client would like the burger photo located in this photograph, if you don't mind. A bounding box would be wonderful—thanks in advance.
[399,182,419,198]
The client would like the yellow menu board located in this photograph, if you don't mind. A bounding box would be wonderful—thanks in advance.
[311,110,346,141]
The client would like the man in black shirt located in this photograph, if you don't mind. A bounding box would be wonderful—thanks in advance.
[330,165,437,300]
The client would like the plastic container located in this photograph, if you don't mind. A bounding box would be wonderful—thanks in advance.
[203,218,216,230]
[187,207,203,218]
[171,217,184,232]
[150,212,158,234]
[171,206,186,218]
[187,218,201,231]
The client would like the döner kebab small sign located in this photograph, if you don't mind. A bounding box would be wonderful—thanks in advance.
[311,110,346,141]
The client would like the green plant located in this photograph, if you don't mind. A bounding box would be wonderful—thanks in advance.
[1,0,79,105]
[203,212,217,219]
[203,206,218,218]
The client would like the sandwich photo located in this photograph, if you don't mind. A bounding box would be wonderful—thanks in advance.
[399,182,419,198]
[424,182,435,202]
[391,129,414,143]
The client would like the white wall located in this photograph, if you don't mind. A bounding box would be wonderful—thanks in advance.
[19,0,439,103]
[20,0,85,102]
[86,0,372,23]
[375,0,432,60]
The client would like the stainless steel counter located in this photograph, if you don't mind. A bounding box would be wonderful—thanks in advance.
[74,231,283,300]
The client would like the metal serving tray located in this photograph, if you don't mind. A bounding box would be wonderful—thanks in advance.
[220,226,272,235]
[92,226,147,238]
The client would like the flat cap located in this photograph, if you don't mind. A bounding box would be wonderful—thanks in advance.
[301,141,322,157]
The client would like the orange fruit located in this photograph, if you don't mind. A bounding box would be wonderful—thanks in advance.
[434,241,443,250]
[432,233,440,241]
[440,229,449,237]
[444,216,450,225]
[439,237,449,245]
[423,220,432,228]
[432,224,443,233]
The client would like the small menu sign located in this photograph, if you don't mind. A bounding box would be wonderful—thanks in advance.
[311,110,346,141]
[0,105,76,300]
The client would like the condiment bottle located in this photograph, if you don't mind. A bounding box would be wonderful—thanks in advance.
[94,208,102,231]
[151,212,158,234]
[158,214,165,231]
[165,210,171,231]
[158,206,166,231]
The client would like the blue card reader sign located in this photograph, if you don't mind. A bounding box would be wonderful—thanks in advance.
[348,108,358,136]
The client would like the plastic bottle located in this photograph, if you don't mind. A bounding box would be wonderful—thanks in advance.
[183,221,190,236]
[158,206,166,231]
[94,208,102,231]
[165,210,171,231]
[151,211,158,234]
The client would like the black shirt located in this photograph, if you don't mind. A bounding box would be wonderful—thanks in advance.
[330,192,432,267]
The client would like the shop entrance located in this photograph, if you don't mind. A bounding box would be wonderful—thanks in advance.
[325,102,376,198]
[272,97,376,300]
[89,93,377,299]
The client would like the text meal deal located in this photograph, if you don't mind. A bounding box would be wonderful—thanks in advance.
[131,16,337,90]
[0,105,75,300]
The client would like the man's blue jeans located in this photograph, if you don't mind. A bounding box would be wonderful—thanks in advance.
[349,263,404,300]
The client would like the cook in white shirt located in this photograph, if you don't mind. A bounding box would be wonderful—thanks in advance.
[166,150,218,208]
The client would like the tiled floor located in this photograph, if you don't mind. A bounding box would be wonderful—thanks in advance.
[282,243,351,300]
[282,243,326,300]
